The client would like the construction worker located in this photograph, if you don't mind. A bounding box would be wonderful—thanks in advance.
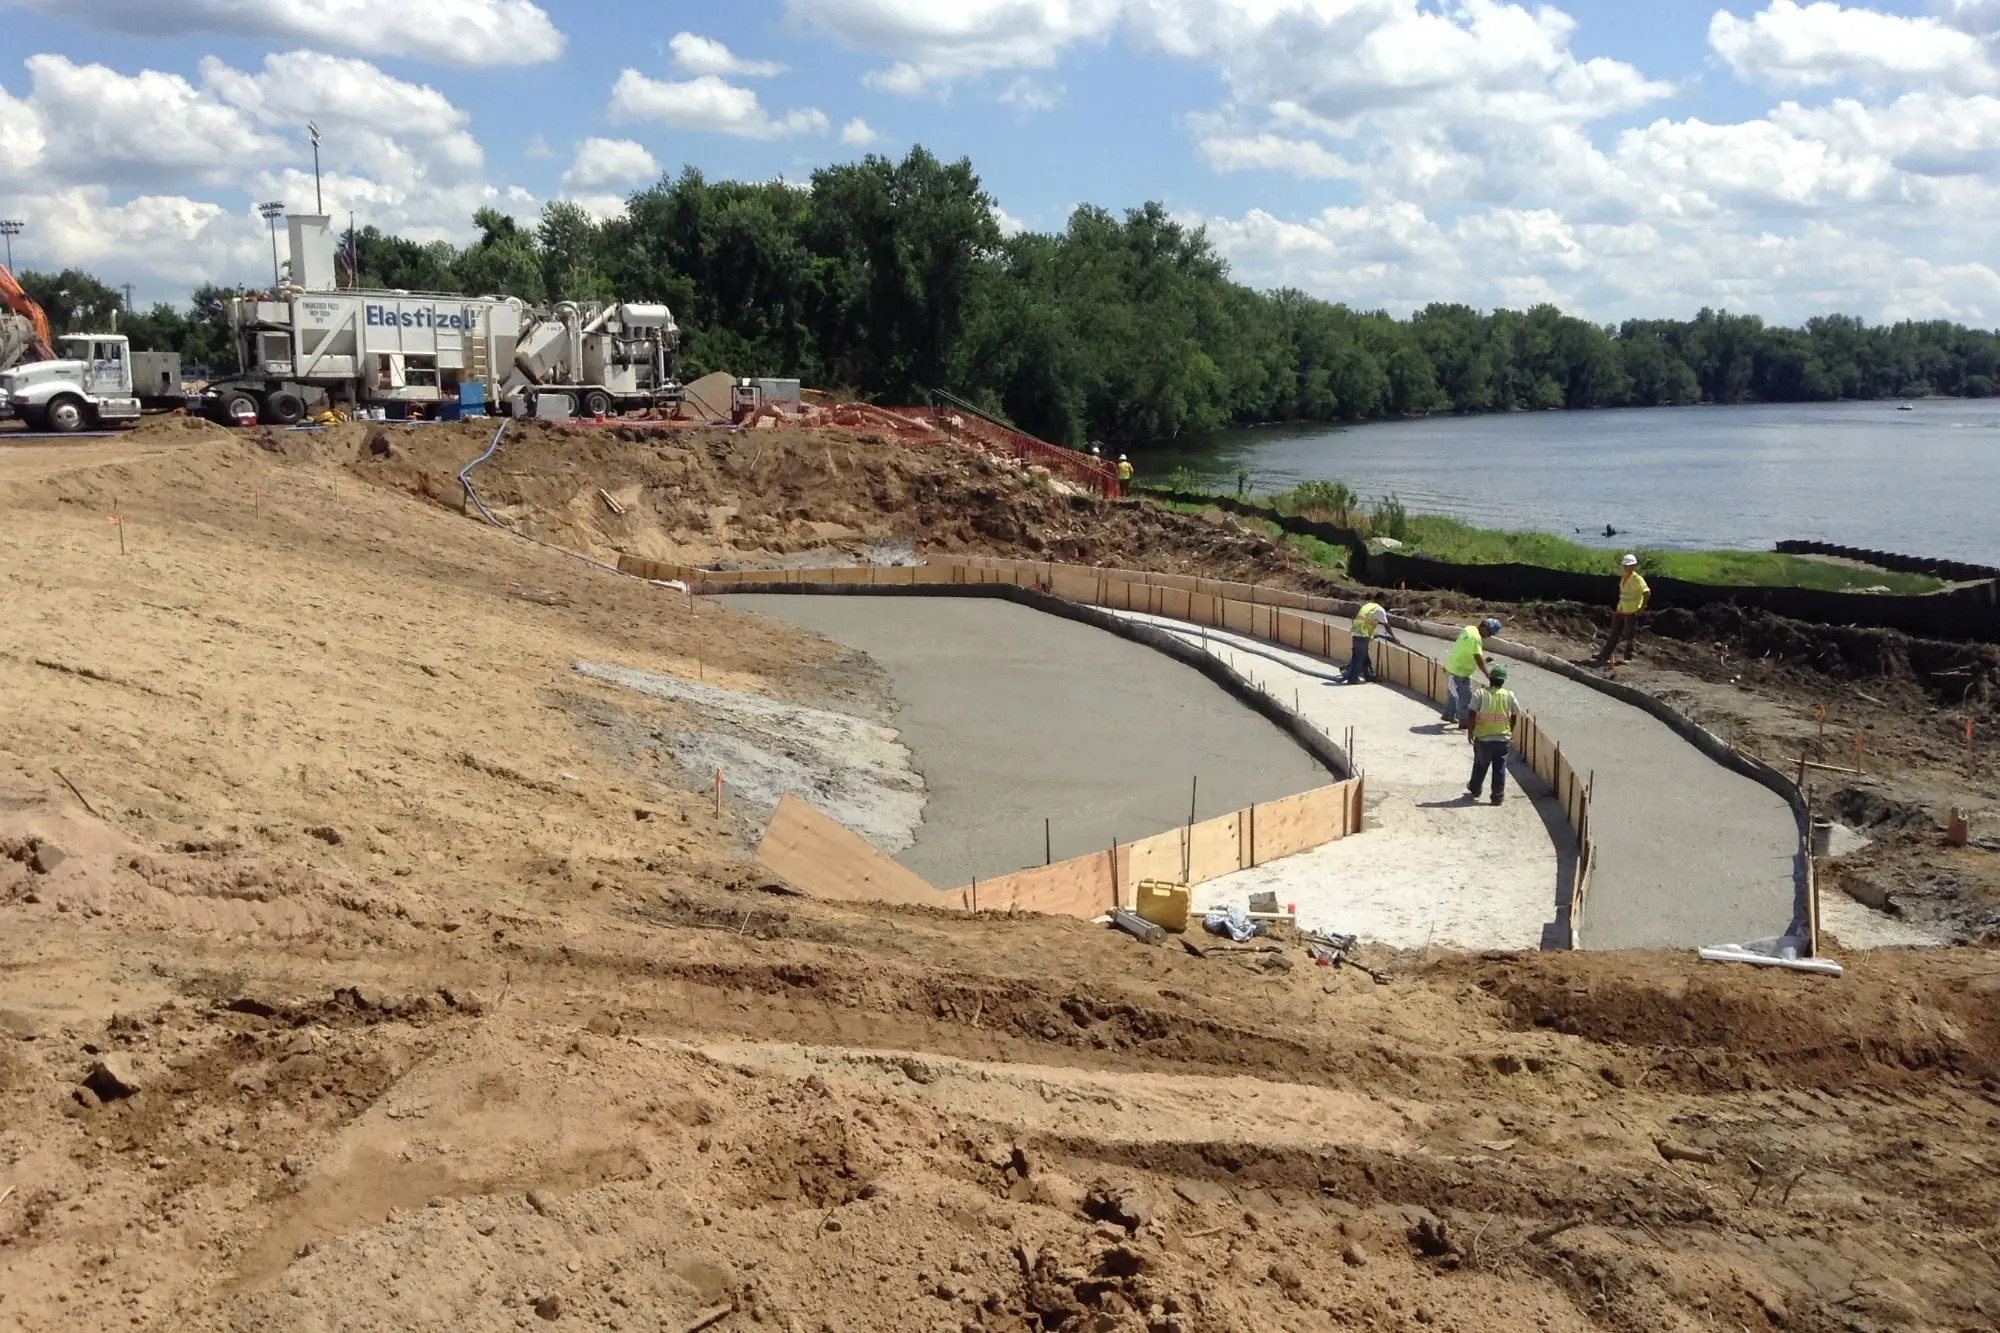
[1441,616,1503,728]
[1340,600,1399,683]
[1116,453,1133,485]
[1595,553,1651,666]
[1466,664,1518,805]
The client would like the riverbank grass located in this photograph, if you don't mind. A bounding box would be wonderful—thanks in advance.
[1149,483,1942,593]
[1390,515,1943,593]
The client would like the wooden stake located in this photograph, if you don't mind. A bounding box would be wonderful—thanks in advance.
[714,769,723,816]
[1852,731,1865,774]
[1045,816,1052,866]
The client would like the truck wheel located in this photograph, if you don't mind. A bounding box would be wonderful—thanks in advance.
[219,389,261,426]
[45,396,88,434]
[581,389,612,418]
[265,390,305,426]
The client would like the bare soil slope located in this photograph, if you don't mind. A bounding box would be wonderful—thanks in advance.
[0,422,1996,1333]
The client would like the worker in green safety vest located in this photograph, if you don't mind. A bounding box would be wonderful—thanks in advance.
[1339,600,1399,684]
[1466,664,1518,805]
[1441,616,1502,729]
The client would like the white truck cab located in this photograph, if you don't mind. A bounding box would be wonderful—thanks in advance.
[0,333,142,432]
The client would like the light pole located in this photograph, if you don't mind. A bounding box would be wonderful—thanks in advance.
[258,200,286,289]
[307,122,323,214]
[0,220,21,271]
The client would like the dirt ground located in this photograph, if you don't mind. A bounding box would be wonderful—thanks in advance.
[2,418,1998,1333]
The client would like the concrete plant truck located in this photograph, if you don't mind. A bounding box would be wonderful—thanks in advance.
[200,215,683,425]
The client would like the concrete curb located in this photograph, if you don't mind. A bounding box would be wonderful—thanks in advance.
[708,579,1356,782]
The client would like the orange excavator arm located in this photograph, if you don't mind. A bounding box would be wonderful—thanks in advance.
[0,262,54,358]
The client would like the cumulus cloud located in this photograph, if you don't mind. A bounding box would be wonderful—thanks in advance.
[788,0,1122,91]
[562,137,662,189]
[1709,1,1996,90]
[839,117,883,146]
[0,48,533,296]
[23,0,564,67]
[608,71,830,139]
[0,54,284,189]
[669,32,786,78]
[1196,132,1358,181]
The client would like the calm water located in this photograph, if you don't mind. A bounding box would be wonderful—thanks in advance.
[1143,400,2000,565]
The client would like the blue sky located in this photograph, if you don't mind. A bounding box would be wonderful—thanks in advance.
[3,1,1999,323]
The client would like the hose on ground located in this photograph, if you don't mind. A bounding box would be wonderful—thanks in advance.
[454,416,639,581]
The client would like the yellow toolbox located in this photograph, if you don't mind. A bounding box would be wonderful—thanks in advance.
[1134,880,1191,932]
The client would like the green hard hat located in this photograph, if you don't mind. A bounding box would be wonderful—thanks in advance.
[1490,664,1509,682]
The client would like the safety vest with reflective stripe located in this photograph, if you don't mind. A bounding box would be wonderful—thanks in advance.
[1353,602,1385,639]
[1470,687,1517,741]
[1617,571,1650,614]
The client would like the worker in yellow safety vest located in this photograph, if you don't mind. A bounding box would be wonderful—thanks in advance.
[1116,453,1133,496]
[1441,616,1502,728]
[1339,600,1400,684]
[1466,664,1518,805]
[1594,553,1651,666]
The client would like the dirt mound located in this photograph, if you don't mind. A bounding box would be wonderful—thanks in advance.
[336,418,1300,579]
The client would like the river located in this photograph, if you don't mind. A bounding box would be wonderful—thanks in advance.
[1142,400,2000,565]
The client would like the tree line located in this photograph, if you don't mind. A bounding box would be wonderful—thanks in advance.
[17,145,2000,445]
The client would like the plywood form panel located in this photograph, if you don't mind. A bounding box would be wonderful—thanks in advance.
[957,849,1120,919]
[755,794,943,908]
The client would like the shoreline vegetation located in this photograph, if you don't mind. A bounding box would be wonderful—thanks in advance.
[1150,477,1945,595]
[14,145,2000,448]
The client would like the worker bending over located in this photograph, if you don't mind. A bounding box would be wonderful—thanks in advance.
[1595,553,1651,666]
[1466,664,1518,805]
[1442,617,1502,728]
[1340,600,1399,684]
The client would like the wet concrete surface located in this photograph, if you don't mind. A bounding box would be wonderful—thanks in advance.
[719,595,1329,889]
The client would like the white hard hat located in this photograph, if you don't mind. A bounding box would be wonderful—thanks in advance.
[1118,453,1128,460]
[1621,553,1638,567]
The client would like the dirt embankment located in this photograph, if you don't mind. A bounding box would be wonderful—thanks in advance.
[346,418,1296,581]
[2,420,1996,1333]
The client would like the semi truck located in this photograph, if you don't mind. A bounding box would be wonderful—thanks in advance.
[202,214,683,424]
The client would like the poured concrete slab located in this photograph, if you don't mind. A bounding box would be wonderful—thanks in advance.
[718,595,1330,889]
[1112,614,1565,951]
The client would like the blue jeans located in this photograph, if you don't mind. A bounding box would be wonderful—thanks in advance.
[1343,636,1373,683]
[1469,738,1510,799]
[1443,673,1476,726]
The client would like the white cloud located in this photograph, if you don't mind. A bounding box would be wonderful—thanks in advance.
[24,0,564,67]
[788,0,1122,91]
[1197,201,2000,323]
[1000,77,1064,112]
[1710,1,1996,90]
[1,54,283,189]
[669,32,786,78]
[1196,132,1358,181]
[0,48,535,298]
[992,204,1030,237]
[608,71,830,139]
[523,134,556,159]
[839,117,883,146]
[562,137,661,189]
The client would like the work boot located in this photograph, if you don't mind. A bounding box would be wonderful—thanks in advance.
[1490,794,1504,806]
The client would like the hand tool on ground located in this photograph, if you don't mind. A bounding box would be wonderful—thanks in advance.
[1304,931,1390,984]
